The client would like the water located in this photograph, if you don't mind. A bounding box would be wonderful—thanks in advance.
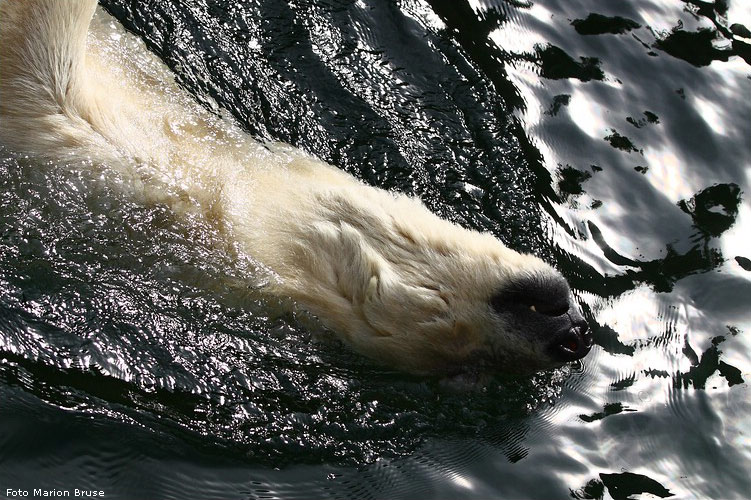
[1,0,749,498]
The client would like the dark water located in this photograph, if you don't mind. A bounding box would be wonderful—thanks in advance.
[1,0,750,498]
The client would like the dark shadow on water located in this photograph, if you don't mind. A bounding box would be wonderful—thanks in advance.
[582,309,636,357]
[604,130,641,154]
[572,472,674,499]
[736,256,751,271]
[571,13,641,36]
[535,45,605,81]
[610,373,636,391]
[678,183,741,238]
[600,472,673,499]
[626,110,660,128]
[556,165,591,201]
[575,182,741,296]
[545,94,571,116]
[675,330,745,389]
[579,402,636,423]
[650,0,751,67]
[656,28,732,67]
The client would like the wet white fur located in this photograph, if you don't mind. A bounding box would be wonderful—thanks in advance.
[0,0,558,375]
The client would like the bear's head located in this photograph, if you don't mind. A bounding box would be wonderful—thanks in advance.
[272,185,592,377]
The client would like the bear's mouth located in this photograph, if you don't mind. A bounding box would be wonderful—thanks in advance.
[550,323,593,362]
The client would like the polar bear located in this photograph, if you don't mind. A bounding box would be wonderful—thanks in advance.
[0,0,591,376]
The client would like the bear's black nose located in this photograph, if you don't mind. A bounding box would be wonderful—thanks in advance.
[551,321,592,362]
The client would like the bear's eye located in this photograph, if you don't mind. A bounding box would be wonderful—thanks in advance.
[528,302,569,316]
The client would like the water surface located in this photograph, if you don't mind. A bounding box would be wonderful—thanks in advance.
[1,0,750,498]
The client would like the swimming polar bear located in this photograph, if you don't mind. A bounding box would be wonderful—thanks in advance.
[0,0,591,376]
